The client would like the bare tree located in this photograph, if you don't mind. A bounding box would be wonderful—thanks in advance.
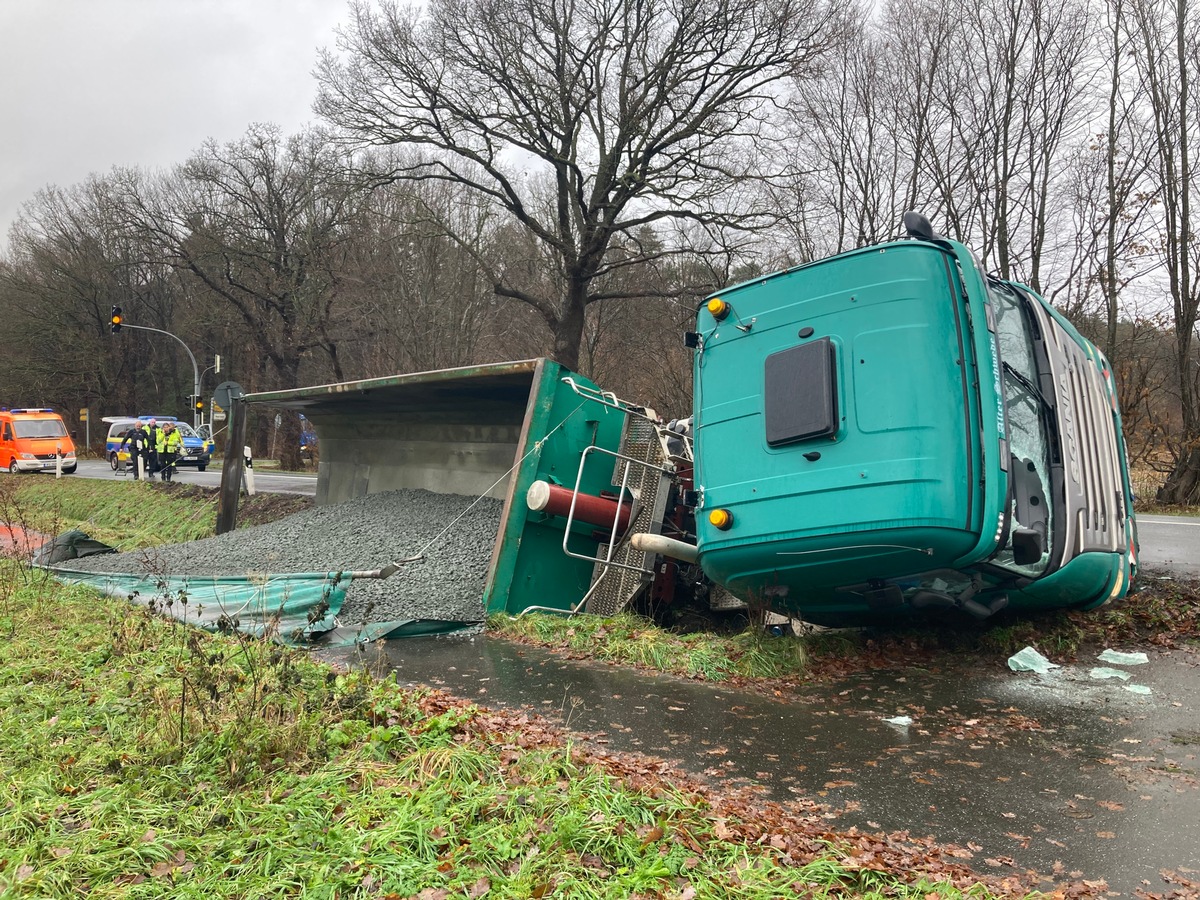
[115,125,370,468]
[1125,0,1200,502]
[335,168,504,376]
[0,176,180,423]
[315,0,844,370]
[1053,0,1156,363]
[791,3,910,254]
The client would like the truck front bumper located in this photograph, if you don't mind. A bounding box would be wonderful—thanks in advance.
[13,455,76,472]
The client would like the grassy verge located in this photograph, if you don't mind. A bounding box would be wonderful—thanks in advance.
[1,478,216,548]
[5,475,1183,896]
[0,566,1031,898]
[0,477,313,550]
[490,612,811,681]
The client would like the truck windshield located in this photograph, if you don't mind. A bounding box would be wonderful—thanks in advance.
[989,281,1055,576]
[13,419,68,439]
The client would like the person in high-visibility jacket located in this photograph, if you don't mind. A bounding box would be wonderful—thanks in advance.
[156,421,184,482]
[146,418,163,476]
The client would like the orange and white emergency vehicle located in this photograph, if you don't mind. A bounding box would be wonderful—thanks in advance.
[0,408,78,474]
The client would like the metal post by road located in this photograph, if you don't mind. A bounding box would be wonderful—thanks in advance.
[216,398,249,535]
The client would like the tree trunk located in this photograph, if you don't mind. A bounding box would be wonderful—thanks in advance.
[551,283,588,372]
[1157,444,1200,505]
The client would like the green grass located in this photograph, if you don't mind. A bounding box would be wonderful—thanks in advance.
[1,477,216,549]
[10,475,1185,896]
[490,611,809,681]
[0,562,1019,899]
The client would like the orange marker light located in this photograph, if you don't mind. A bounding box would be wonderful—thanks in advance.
[706,298,731,321]
[708,508,734,530]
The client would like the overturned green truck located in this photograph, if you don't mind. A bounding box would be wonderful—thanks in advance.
[688,213,1139,625]
[85,213,1135,635]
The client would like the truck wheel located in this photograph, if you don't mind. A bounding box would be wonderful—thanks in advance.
[62,465,77,474]
[109,452,119,471]
[198,464,207,472]
[8,459,19,475]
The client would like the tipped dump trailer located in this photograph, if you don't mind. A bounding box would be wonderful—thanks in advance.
[243,359,664,618]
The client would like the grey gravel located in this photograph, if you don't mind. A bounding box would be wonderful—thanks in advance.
[59,489,504,624]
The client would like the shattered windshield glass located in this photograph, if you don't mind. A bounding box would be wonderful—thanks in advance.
[990,281,1055,576]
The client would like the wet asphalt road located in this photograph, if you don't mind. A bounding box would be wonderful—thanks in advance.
[322,631,1200,897]
[1138,515,1200,576]
[69,458,317,495]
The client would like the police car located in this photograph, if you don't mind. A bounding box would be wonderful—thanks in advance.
[104,416,214,472]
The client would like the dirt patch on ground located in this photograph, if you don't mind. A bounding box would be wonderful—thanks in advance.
[155,482,315,528]
[235,491,316,527]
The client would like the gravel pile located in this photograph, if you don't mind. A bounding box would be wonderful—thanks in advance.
[59,489,504,625]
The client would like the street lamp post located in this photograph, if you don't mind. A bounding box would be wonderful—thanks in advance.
[116,323,202,429]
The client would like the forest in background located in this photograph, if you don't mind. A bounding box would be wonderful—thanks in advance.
[1,0,1198,500]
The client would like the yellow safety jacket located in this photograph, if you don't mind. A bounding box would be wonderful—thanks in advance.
[157,429,184,454]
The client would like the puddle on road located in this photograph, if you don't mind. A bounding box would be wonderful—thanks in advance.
[321,636,1200,896]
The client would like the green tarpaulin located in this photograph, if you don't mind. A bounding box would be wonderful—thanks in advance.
[46,567,478,646]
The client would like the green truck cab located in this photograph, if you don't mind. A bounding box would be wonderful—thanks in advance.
[692,216,1138,625]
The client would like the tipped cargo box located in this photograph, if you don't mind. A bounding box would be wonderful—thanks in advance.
[244,359,640,617]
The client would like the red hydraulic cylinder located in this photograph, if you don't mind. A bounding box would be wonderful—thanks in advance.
[526,480,632,533]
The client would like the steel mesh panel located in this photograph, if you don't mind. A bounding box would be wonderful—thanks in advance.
[586,418,670,616]
[708,585,748,611]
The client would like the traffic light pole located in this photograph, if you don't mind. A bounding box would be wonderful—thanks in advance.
[116,323,202,429]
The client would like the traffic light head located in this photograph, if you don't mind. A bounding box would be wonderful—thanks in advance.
[110,306,123,334]
[195,396,204,412]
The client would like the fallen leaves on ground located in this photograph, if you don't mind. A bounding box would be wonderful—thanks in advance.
[401,689,1126,899]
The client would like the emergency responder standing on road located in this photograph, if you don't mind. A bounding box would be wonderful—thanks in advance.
[118,421,150,480]
[144,418,160,477]
[157,421,183,481]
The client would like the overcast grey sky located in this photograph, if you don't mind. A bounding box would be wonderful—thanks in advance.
[0,0,348,251]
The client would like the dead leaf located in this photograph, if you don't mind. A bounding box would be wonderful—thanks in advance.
[639,825,665,845]
[149,861,174,878]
